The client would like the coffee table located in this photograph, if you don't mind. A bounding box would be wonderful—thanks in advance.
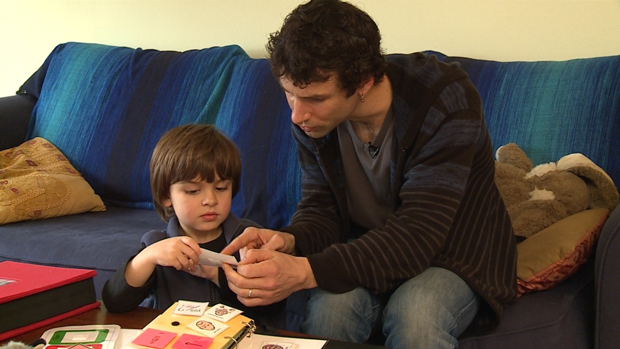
[4,303,159,344]
[3,303,386,348]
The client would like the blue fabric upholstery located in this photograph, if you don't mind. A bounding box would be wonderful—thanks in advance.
[419,52,620,185]
[27,43,248,209]
[216,58,301,229]
[26,42,302,230]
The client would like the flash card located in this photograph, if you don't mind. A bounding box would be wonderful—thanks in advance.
[205,303,243,322]
[198,248,238,267]
[173,300,209,316]
[171,334,213,349]
[260,342,294,349]
[187,317,228,338]
[132,328,177,349]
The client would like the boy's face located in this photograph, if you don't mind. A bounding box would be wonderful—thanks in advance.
[162,175,232,241]
[280,74,360,139]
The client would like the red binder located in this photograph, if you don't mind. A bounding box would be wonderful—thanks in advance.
[0,261,100,341]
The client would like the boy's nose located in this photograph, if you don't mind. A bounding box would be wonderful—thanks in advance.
[202,191,217,206]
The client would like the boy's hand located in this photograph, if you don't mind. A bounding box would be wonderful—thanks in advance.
[187,264,220,286]
[143,236,202,270]
[125,236,201,287]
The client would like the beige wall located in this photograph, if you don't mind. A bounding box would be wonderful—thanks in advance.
[1,0,620,97]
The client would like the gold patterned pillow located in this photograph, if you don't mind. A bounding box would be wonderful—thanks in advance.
[0,137,105,224]
[516,208,609,295]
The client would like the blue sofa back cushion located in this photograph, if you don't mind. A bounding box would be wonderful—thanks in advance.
[419,52,620,185]
[217,58,301,228]
[26,42,301,230]
[25,42,619,230]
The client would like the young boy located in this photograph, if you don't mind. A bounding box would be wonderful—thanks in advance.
[102,124,283,324]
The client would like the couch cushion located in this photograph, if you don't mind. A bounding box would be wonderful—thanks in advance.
[216,58,301,229]
[459,257,595,348]
[25,43,303,231]
[27,42,248,209]
[595,205,620,348]
[424,52,620,187]
[0,205,166,298]
[0,137,105,224]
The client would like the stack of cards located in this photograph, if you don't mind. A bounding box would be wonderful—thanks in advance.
[186,304,243,338]
[130,301,251,349]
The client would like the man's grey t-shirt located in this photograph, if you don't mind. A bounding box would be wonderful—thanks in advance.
[337,108,394,232]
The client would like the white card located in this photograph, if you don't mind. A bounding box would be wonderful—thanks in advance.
[198,248,239,267]
[205,303,243,322]
[187,317,228,338]
[173,300,209,316]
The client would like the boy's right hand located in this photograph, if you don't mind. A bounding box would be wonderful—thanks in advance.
[125,236,201,287]
[143,236,201,270]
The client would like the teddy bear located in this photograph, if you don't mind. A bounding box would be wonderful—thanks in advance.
[494,143,619,241]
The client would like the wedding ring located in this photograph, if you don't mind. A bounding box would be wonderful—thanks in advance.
[248,289,253,298]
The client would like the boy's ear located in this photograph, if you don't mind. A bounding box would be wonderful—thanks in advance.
[162,198,172,207]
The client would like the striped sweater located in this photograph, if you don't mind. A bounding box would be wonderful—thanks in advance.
[280,53,518,327]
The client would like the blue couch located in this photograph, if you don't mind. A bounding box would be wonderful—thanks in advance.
[1,42,619,348]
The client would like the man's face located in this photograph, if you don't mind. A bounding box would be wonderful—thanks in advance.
[280,75,359,139]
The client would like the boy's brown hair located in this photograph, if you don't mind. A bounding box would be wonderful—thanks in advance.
[150,124,242,221]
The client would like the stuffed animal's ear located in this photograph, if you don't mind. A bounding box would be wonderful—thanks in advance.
[557,153,620,210]
[495,143,534,173]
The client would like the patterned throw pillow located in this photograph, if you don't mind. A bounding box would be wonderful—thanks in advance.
[516,208,609,295]
[0,137,105,224]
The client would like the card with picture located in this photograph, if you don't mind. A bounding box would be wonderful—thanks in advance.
[204,303,243,322]
[187,317,229,338]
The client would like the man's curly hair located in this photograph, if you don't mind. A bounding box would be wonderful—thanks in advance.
[266,0,387,96]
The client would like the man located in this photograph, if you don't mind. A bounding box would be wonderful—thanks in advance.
[221,0,517,347]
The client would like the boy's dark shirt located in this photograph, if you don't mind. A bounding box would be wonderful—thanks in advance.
[102,213,284,326]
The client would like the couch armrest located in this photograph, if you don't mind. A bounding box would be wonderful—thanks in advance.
[594,204,620,349]
[0,94,35,150]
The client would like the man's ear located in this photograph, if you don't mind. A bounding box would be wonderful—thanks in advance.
[358,77,375,97]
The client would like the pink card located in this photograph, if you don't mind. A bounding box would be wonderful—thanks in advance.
[172,334,213,349]
[132,328,178,349]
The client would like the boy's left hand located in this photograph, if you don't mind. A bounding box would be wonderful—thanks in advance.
[187,263,220,286]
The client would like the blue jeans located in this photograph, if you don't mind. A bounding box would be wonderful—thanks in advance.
[301,267,479,349]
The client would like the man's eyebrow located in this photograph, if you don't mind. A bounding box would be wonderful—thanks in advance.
[304,93,330,99]
[281,87,331,99]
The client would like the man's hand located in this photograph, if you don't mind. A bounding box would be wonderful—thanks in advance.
[222,249,317,307]
[221,227,296,259]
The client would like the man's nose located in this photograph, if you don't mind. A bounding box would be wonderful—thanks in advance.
[290,99,310,125]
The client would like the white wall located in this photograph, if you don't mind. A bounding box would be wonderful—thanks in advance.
[1,0,620,97]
